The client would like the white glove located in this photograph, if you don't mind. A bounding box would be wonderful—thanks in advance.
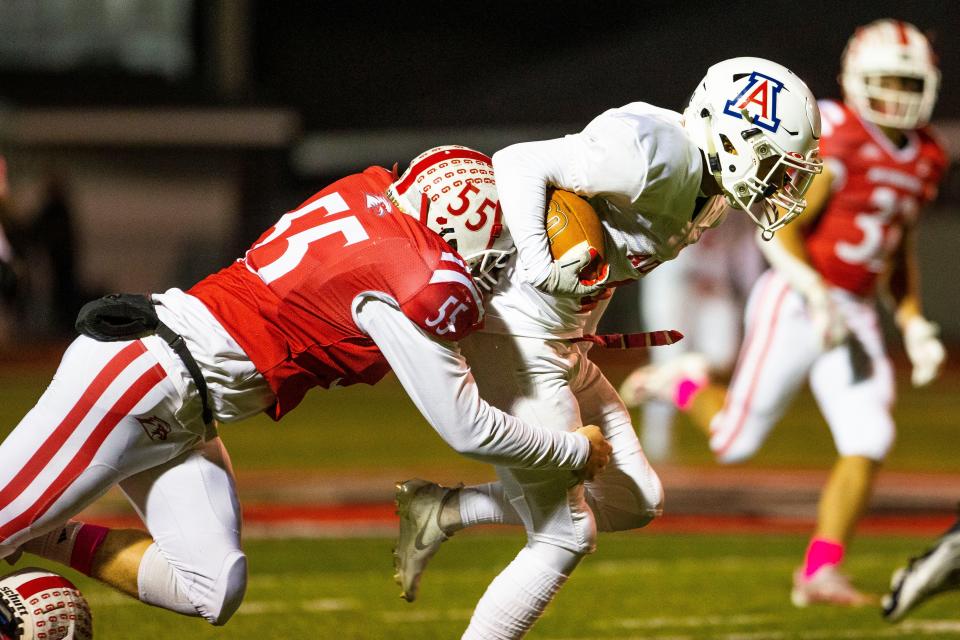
[805,284,848,351]
[537,247,607,298]
[903,316,945,387]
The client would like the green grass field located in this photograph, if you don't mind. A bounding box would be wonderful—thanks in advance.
[29,533,960,639]
[1,352,959,638]
[1,353,957,476]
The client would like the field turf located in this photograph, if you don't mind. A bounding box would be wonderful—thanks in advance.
[29,533,960,639]
[1,351,959,638]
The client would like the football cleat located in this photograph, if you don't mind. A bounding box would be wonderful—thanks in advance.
[393,478,457,603]
[883,528,960,622]
[0,568,93,640]
[791,565,876,608]
[618,353,710,409]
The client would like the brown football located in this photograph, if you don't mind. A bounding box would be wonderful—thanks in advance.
[545,188,608,284]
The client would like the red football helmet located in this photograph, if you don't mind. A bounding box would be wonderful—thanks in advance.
[387,145,514,290]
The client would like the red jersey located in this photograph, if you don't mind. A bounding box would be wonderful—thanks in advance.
[189,167,483,420]
[804,100,948,297]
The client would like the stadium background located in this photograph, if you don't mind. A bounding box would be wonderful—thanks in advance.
[0,2,958,638]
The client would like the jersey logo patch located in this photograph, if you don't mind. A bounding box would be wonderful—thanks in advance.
[137,415,172,441]
[365,193,392,217]
[723,72,784,133]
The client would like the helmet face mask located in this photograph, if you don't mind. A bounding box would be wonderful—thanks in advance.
[728,129,822,235]
[386,145,515,290]
[841,19,940,130]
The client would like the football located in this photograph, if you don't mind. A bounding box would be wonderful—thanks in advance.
[0,568,92,640]
[544,189,609,285]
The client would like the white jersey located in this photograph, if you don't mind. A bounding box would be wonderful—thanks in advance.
[487,101,727,338]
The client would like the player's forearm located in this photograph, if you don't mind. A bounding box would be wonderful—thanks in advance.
[492,140,570,287]
[756,227,824,296]
[889,230,924,329]
[358,299,589,469]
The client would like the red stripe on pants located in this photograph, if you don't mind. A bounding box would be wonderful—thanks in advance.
[713,281,790,458]
[0,341,146,509]
[0,362,166,542]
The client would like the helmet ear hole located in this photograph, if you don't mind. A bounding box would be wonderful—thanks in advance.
[719,134,738,155]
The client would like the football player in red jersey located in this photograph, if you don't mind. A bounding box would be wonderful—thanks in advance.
[0,146,611,626]
[622,20,947,607]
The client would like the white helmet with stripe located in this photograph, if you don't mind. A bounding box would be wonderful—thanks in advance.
[683,57,823,239]
[841,19,940,129]
[0,568,93,640]
[387,145,514,290]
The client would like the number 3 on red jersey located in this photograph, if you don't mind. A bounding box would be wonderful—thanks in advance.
[243,192,369,284]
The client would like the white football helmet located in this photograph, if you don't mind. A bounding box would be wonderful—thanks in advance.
[0,568,93,640]
[683,57,823,238]
[387,145,514,290]
[841,19,940,130]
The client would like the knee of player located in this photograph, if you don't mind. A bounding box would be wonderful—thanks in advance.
[201,550,248,626]
[840,429,895,462]
[710,425,763,464]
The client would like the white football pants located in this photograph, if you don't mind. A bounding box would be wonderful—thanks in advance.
[0,336,245,624]
[460,331,663,553]
[709,269,896,464]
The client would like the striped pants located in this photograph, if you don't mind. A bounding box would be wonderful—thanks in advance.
[0,336,244,621]
[708,269,895,464]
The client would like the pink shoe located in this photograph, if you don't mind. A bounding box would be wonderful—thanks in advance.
[618,353,709,409]
[791,565,876,607]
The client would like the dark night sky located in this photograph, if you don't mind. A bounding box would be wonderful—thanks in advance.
[251,1,960,130]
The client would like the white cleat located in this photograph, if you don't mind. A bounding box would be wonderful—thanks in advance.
[883,528,960,622]
[393,478,456,603]
[791,565,876,608]
[618,353,710,409]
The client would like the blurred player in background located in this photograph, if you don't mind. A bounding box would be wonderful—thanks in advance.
[394,57,822,639]
[0,146,611,626]
[626,212,764,461]
[623,20,947,607]
[884,510,960,621]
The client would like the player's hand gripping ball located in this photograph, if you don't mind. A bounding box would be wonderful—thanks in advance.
[0,568,93,640]
[541,189,610,297]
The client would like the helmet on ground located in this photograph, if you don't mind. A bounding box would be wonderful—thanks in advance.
[841,19,940,129]
[387,145,514,290]
[0,568,93,640]
[683,57,823,238]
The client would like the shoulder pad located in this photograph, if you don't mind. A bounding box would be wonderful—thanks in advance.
[401,254,484,340]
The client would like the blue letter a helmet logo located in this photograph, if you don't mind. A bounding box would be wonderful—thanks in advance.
[723,72,784,133]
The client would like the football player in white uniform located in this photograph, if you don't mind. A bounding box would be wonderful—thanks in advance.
[393,57,822,639]
[622,21,947,608]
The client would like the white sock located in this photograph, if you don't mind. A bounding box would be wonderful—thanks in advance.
[137,543,198,617]
[462,543,579,639]
[458,483,522,528]
[20,521,85,566]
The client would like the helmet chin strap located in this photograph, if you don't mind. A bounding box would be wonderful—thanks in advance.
[698,108,723,177]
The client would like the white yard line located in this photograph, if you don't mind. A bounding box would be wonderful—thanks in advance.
[547,618,960,639]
